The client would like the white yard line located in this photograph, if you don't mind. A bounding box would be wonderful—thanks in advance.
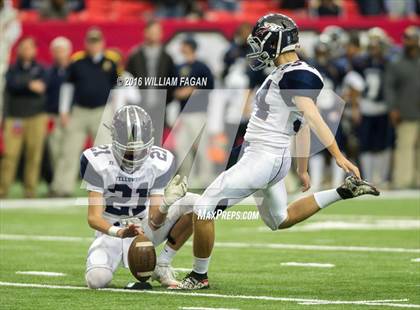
[208,241,420,254]
[1,233,419,254]
[0,189,418,209]
[0,282,418,308]
[173,268,192,272]
[280,262,335,268]
[15,271,66,277]
[179,307,239,310]
[0,234,91,242]
[411,258,420,262]
[256,219,420,232]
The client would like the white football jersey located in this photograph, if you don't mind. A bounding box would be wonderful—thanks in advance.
[80,144,175,221]
[244,60,324,149]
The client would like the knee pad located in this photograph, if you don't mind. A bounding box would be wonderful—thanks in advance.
[179,192,199,214]
[85,268,113,289]
[259,208,288,231]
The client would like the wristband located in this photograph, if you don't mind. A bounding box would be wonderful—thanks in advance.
[159,203,169,214]
[108,226,120,237]
[150,219,165,229]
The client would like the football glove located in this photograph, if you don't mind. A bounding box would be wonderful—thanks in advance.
[161,175,188,212]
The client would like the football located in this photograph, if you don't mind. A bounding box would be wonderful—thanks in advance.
[127,234,156,282]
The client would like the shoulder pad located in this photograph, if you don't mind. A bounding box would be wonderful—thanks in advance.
[70,51,87,62]
[104,50,121,64]
[149,147,176,190]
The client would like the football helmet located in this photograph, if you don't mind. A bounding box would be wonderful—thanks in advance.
[110,105,154,173]
[246,13,299,71]
[366,27,390,50]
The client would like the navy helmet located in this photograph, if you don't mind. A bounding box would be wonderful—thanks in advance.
[111,105,154,173]
[246,13,299,71]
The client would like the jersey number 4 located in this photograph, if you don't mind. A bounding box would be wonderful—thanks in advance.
[255,79,272,121]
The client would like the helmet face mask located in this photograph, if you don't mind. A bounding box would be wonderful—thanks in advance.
[247,34,276,71]
[112,138,154,174]
[110,105,154,174]
[246,14,299,71]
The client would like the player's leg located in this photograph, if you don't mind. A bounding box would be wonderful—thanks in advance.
[51,106,87,196]
[22,113,48,198]
[143,193,198,286]
[179,148,281,289]
[0,118,24,197]
[309,152,325,191]
[277,176,380,229]
[85,234,122,289]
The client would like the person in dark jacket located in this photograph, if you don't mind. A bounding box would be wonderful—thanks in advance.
[385,26,420,188]
[46,36,72,173]
[50,27,119,197]
[126,20,175,146]
[173,37,214,188]
[0,37,48,198]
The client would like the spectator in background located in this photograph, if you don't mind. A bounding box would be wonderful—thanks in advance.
[0,37,47,198]
[278,0,307,11]
[40,0,69,20]
[126,20,175,145]
[155,0,185,17]
[356,28,393,186]
[0,0,21,123]
[208,0,238,11]
[155,0,201,18]
[310,0,342,17]
[20,0,85,11]
[355,0,385,16]
[385,26,420,189]
[384,0,418,19]
[50,28,119,197]
[46,36,72,178]
[173,37,214,188]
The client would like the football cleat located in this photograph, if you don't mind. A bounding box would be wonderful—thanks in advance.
[151,263,179,287]
[337,176,380,199]
[170,272,209,290]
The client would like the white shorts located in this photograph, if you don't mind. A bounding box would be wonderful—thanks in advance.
[193,145,291,230]
[86,193,198,273]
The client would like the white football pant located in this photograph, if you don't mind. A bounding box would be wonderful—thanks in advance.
[193,144,291,230]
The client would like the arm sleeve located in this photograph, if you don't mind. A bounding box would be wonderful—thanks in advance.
[59,83,74,114]
[5,68,31,94]
[204,66,214,90]
[384,61,398,110]
[343,71,365,93]
[278,70,324,102]
[80,153,104,193]
[149,158,176,195]
[110,62,119,86]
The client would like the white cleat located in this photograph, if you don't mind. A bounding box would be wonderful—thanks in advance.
[151,263,179,287]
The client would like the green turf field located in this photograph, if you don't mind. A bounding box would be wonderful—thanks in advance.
[0,197,419,309]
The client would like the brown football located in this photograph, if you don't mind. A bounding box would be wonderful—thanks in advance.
[128,234,156,282]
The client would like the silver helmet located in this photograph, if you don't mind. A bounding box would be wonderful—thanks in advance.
[110,105,154,173]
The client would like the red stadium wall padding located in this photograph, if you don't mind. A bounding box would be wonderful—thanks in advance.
[10,18,420,65]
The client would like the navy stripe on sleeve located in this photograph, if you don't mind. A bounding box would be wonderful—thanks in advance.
[80,154,104,188]
[278,69,324,104]
[152,159,176,190]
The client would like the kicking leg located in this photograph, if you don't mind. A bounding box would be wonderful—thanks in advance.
[178,148,282,289]
[146,193,197,287]
[279,176,380,229]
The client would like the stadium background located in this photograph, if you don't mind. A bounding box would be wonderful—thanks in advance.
[1,0,419,199]
[0,1,419,309]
